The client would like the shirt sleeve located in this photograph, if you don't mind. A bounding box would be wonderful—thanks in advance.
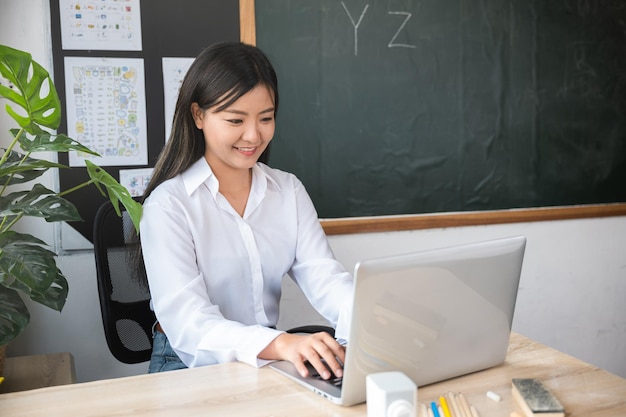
[140,191,283,368]
[287,179,354,342]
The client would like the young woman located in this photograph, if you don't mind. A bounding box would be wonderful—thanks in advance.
[139,42,353,380]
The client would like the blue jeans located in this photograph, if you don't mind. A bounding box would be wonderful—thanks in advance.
[149,330,188,373]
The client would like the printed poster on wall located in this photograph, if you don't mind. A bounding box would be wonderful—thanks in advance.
[64,56,148,167]
[162,57,195,142]
[59,0,143,51]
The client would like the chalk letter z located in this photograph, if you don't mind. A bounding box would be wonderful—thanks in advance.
[388,11,416,49]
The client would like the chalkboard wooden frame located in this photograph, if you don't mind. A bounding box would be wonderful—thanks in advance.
[240,1,626,236]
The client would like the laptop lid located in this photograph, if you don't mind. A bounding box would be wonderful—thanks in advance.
[271,235,526,407]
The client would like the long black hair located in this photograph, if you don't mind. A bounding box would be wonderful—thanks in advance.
[143,41,279,201]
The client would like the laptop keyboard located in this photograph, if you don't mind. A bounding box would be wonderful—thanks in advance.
[305,361,343,388]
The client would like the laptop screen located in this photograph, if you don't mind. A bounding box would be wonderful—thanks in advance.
[339,235,526,405]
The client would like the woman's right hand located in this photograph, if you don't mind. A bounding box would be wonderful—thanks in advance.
[259,331,345,380]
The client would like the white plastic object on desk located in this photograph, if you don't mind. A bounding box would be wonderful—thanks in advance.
[366,371,417,417]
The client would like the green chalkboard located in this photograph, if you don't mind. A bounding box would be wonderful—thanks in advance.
[256,0,626,219]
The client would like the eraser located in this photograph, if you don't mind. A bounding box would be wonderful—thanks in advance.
[511,378,564,417]
[486,390,501,402]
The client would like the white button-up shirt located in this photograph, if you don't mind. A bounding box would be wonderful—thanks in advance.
[140,158,353,368]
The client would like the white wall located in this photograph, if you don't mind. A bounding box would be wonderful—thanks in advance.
[2,0,625,383]
[7,215,626,382]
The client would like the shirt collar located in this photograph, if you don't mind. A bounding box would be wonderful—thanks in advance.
[180,158,281,198]
[252,163,281,192]
[181,157,217,197]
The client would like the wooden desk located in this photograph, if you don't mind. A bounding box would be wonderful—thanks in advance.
[0,352,75,394]
[0,334,624,417]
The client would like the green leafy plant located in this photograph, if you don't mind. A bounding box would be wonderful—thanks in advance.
[0,44,142,347]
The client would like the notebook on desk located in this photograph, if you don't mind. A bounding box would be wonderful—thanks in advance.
[270,235,527,406]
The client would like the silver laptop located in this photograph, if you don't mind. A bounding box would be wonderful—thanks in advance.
[270,235,526,406]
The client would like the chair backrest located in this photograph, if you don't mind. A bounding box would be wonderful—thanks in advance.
[93,199,155,364]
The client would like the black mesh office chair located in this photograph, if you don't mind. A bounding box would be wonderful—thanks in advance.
[93,199,155,364]
[93,200,335,364]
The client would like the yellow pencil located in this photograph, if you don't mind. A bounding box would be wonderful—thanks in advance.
[440,396,453,417]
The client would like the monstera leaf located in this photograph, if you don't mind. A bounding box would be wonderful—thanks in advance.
[0,44,143,347]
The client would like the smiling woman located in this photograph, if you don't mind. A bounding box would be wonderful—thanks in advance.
[190,86,276,217]
[137,42,353,381]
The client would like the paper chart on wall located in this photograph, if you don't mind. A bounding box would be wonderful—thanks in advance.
[162,57,195,142]
[59,0,142,51]
[119,167,153,197]
[64,56,148,167]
